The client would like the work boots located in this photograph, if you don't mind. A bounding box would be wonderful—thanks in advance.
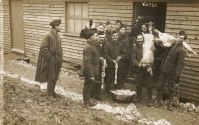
[84,99,97,107]
[147,88,154,107]
[147,99,154,107]
[133,87,142,103]
[167,101,174,111]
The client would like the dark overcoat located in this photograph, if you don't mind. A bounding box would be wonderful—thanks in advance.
[131,46,143,73]
[35,30,63,83]
[83,42,100,79]
[104,40,124,68]
[161,43,186,77]
[118,33,132,60]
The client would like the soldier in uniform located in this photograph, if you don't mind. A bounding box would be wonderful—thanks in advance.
[104,30,125,96]
[118,24,132,81]
[35,19,63,97]
[91,32,106,100]
[156,34,186,111]
[131,34,154,106]
[81,29,101,106]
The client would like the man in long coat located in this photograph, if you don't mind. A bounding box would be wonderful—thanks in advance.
[118,24,132,80]
[81,29,101,106]
[35,19,63,97]
[91,32,106,100]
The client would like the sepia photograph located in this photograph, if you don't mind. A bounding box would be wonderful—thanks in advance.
[0,0,199,125]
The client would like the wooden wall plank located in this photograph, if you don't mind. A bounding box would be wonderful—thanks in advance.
[89,1,133,31]
[2,0,11,53]
[166,2,199,102]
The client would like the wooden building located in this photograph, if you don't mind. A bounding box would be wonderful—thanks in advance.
[1,0,199,102]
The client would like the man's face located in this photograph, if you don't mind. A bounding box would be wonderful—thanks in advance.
[119,28,126,35]
[112,33,118,41]
[55,25,61,32]
[106,24,112,32]
[177,35,185,43]
[141,25,147,32]
[116,23,121,30]
[136,35,144,46]
[97,25,104,32]
[98,35,105,44]
[90,33,97,43]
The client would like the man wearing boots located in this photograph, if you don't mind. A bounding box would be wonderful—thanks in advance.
[35,19,63,97]
[91,32,106,101]
[104,30,125,96]
[156,34,186,111]
[81,29,102,106]
[131,34,153,107]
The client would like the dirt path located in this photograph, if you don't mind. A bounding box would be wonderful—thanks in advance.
[3,76,133,125]
[3,53,199,125]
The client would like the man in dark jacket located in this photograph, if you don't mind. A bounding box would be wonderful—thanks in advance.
[156,36,186,111]
[91,32,106,100]
[104,30,125,96]
[82,29,101,106]
[118,24,132,80]
[131,34,153,106]
[35,19,63,97]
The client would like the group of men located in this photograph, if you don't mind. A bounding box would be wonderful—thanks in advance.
[35,19,197,111]
[80,19,197,111]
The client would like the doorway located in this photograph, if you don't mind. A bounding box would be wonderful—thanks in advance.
[133,2,167,32]
[11,0,24,53]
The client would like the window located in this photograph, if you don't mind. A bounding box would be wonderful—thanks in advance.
[65,3,88,34]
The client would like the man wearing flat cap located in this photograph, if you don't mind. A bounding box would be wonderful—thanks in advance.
[81,28,101,106]
[35,19,63,97]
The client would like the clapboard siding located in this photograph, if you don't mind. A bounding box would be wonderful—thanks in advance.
[2,0,11,53]
[0,1,3,54]
[89,1,133,29]
[23,1,86,64]
[23,1,133,64]
[165,3,199,102]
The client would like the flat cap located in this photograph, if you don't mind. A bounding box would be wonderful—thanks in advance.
[50,19,61,27]
[80,28,97,39]
[106,21,111,25]
[120,24,126,29]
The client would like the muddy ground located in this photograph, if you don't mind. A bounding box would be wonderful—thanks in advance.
[2,53,199,125]
[3,76,132,125]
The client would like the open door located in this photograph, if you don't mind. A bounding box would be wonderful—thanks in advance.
[134,2,167,32]
[11,0,24,53]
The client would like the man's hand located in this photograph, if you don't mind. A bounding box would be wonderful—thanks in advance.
[192,51,197,56]
[113,60,117,64]
[116,56,122,62]
[138,62,142,67]
[100,57,104,60]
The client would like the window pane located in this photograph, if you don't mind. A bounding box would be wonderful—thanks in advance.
[75,3,81,18]
[82,20,87,29]
[67,19,75,33]
[82,4,88,18]
[67,3,74,18]
[75,20,81,34]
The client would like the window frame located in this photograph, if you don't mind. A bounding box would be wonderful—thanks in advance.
[65,2,88,36]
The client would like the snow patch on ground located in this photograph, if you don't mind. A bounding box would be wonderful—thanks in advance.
[0,70,171,125]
